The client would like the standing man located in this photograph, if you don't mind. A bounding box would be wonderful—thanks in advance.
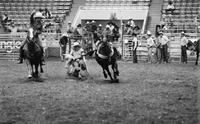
[146,31,155,63]
[66,21,74,53]
[132,35,138,63]
[180,32,188,63]
[159,32,169,63]
[59,33,68,62]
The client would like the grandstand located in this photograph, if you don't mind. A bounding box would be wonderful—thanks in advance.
[0,0,73,32]
[0,0,199,63]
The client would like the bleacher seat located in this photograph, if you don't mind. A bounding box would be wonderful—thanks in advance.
[161,0,199,34]
[0,0,73,33]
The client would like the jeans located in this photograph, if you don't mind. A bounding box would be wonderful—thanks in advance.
[161,44,168,63]
[181,45,187,63]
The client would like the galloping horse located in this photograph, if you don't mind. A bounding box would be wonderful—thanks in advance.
[187,39,200,65]
[23,37,44,79]
[95,41,120,82]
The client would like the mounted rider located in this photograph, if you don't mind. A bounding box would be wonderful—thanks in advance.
[18,11,45,64]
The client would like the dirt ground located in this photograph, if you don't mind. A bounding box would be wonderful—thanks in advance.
[0,59,199,124]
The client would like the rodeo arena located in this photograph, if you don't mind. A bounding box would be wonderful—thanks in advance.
[0,0,200,123]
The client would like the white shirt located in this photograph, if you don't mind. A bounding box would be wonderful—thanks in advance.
[180,36,188,46]
[167,4,174,9]
[159,35,169,45]
[147,37,155,48]
[133,37,138,50]
[70,48,84,59]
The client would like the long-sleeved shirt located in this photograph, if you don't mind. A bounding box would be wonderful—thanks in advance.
[180,36,188,46]
[159,35,169,45]
[147,37,155,48]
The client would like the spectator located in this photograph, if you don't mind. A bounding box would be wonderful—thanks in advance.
[180,32,188,63]
[66,21,74,53]
[146,31,156,63]
[130,19,136,28]
[96,24,103,41]
[158,32,169,63]
[2,13,9,23]
[165,0,175,15]
[74,24,82,35]
[154,35,162,63]
[59,33,68,62]
[66,21,74,37]
[155,25,161,37]
[91,20,98,43]
[44,8,52,19]
[132,25,141,36]
[132,35,138,63]
[102,24,112,41]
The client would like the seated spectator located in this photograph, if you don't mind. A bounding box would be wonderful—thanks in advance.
[165,0,175,15]
[43,8,52,19]
[54,15,61,23]
[132,25,141,36]
[1,13,11,24]
[74,24,83,36]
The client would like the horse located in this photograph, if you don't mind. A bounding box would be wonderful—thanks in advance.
[187,39,200,65]
[93,41,120,83]
[23,37,44,79]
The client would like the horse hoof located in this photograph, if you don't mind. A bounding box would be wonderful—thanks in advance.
[110,79,119,83]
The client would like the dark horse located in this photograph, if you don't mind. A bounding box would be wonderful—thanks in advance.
[23,37,44,79]
[94,42,120,82]
[187,39,200,65]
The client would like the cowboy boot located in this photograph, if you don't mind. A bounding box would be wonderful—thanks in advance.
[17,48,23,64]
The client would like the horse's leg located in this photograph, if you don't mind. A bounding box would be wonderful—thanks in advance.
[102,67,107,79]
[195,51,199,65]
[114,61,119,76]
[25,60,33,78]
[34,64,39,78]
[111,64,117,79]
[105,66,113,81]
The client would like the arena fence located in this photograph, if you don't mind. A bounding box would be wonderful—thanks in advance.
[0,33,62,60]
[0,33,94,60]
[122,34,200,63]
[122,35,148,62]
[0,33,199,63]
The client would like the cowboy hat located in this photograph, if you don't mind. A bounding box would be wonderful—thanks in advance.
[73,42,81,47]
[181,31,185,34]
[147,31,151,35]
[91,20,96,23]
[62,33,68,37]
[33,12,44,18]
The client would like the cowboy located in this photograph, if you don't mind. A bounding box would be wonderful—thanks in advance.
[59,33,68,62]
[146,31,156,63]
[180,31,188,63]
[18,11,45,64]
[158,31,169,63]
[65,42,85,75]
